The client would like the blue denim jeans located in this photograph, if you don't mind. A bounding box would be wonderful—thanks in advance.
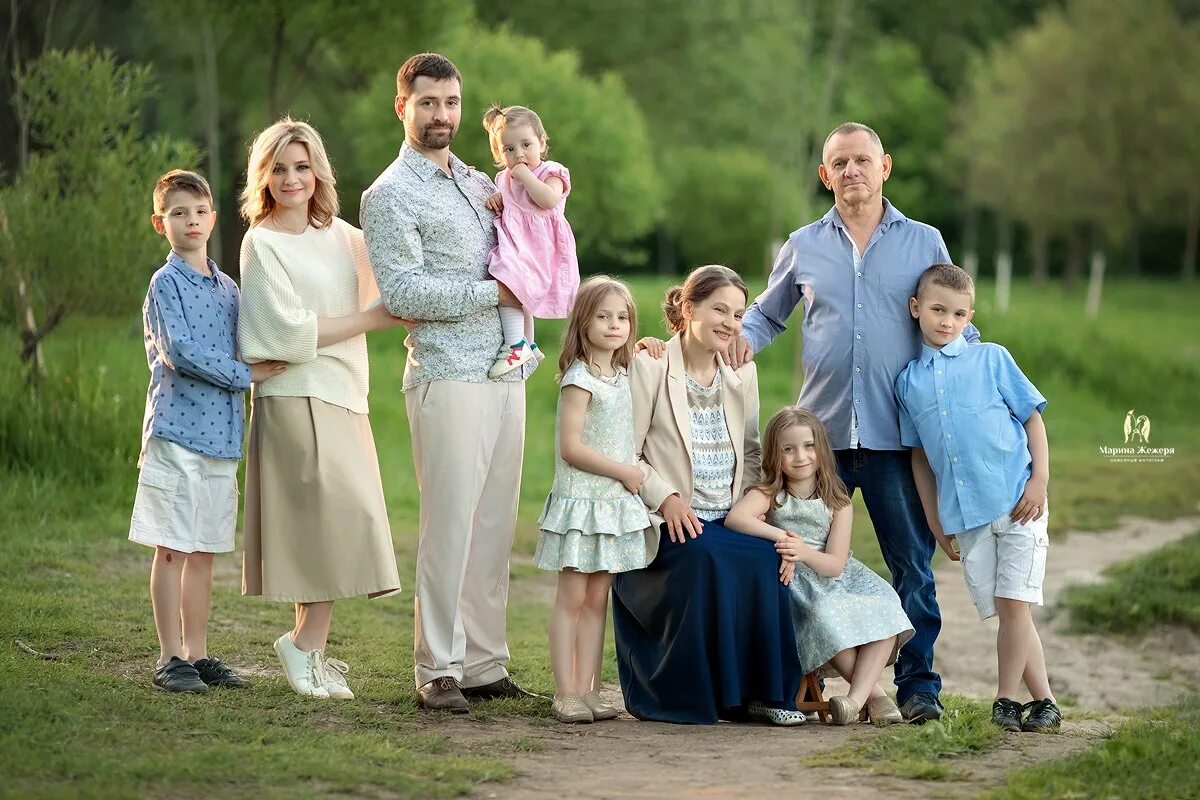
[836,448,943,704]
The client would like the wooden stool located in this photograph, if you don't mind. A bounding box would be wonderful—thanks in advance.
[795,672,830,723]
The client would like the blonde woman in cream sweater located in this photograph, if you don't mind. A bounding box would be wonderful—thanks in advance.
[238,118,404,700]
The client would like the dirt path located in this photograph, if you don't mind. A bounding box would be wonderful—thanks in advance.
[447,512,1200,800]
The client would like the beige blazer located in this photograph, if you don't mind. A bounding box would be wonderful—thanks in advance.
[630,333,762,561]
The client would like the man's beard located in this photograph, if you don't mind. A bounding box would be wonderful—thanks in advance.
[418,123,456,149]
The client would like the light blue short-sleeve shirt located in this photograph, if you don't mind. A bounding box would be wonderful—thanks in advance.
[894,336,1046,534]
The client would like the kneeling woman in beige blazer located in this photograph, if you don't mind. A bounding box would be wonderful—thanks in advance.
[238,118,403,700]
[612,265,804,725]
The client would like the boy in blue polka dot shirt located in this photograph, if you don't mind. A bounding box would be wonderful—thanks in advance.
[129,170,286,693]
[895,264,1060,734]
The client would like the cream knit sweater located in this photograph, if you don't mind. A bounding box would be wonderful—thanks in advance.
[238,217,379,414]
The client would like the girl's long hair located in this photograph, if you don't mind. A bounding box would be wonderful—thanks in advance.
[750,406,851,511]
[557,276,637,381]
[240,117,339,228]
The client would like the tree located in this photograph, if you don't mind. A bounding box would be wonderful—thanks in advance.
[0,49,195,378]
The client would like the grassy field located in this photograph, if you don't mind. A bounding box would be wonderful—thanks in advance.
[1,276,1198,797]
[1061,530,1200,635]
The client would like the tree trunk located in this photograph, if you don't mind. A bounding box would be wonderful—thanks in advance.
[1030,226,1049,286]
[656,226,675,275]
[1064,224,1085,294]
[267,11,286,120]
[197,17,222,260]
[994,216,1013,314]
[1086,237,1106,319]
[1126,228,1140,276]
[961,206,979,280]
[1183,186,1198,283]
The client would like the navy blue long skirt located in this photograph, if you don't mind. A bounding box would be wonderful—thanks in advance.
[612,519,803,724]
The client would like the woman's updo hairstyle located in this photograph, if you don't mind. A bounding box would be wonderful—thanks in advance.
[662,265,749,334]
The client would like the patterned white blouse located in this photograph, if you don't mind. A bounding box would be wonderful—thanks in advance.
[685,370,736,521]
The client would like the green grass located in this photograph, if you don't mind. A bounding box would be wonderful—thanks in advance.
[985,697,1200,799]
[805,694,1004,780]
[1,276,1198,796]
[1060,530,1200,635]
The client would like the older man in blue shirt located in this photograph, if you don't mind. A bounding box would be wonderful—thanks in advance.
[737,122,979,723]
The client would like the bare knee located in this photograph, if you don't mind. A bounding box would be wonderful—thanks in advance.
[995,597,1031,619]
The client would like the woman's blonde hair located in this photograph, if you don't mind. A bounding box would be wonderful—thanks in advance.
[749,406,851,511]
[662,265,748,334]
[557,276,637,381]
[239,117,338,228]
[482,103,549,169]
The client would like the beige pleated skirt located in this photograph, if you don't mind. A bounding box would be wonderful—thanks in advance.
[242,395,401,603]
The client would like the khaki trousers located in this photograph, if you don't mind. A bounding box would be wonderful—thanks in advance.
[406,379,525,689]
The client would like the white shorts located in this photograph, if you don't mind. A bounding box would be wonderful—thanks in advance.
[956,508,1049,621]
[128,437,239,554]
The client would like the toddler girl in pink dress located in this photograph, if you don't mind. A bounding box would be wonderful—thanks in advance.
[482,104,579,378]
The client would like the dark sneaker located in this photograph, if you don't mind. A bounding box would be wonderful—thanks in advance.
[992,697,1024,731]
[1021,698,1062,733]
[899,692,943,724]
[193,657,252,689]
[461,676,540,700]
[153,657,209,694]
[418,677,470,713]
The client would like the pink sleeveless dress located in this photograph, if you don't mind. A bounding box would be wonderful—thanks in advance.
[486,160,579,319]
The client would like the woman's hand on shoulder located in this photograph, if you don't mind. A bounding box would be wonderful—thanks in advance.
[659,493,702,543]
[635,337,667,359]
[727,334,754,369]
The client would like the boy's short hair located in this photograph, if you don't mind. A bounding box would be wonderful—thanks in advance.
[153,169,213,216]
[916,263,975,303]
[396,53,461,99]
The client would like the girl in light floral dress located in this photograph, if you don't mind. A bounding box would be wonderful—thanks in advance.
[534,276,653,723]
[726,406,914,726]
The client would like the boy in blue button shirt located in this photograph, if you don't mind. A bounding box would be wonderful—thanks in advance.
[895,264,1060,733]
[130,170,286,693]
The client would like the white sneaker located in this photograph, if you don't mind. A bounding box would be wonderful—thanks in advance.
[320,655,354,700]
[488,341,535,378]
[273,633,330,699]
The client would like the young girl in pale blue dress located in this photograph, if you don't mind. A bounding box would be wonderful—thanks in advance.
[534,276,653,724]
[726,406,914,726]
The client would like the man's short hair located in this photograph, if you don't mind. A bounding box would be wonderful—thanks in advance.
[153,169,213,216]
[822,121,884,161]
[916,263,975,302]
[396,53,462,99]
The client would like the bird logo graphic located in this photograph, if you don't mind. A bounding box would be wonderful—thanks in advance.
[1123,409,1151,443]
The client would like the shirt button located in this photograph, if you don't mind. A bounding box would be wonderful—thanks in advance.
[856,334,862,339]
[958,480,965,485]
[856,272,862,277]
[946,433,952,439]
[942,411,948,416]
[936,370,943,375]
[856,303,862,309]
[939,389,945,394]
[952,457,959,462]
[855,366,861,372]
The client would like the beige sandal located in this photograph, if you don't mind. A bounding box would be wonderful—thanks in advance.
[867,695,904,726]
[582,690,619,720]
[829,695,861,726]
[552,694,594,724]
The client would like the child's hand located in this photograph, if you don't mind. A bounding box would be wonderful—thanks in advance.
[1011,475,1048,525]
[635,337,667,358]
[660,494,703,543]
[620,465,645,495]
[485,192,504,213]
[779,557,795,585]
[774,531,805,563]
[249,360,287,383]
[508,161,533,179]
[933,531,960,562]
